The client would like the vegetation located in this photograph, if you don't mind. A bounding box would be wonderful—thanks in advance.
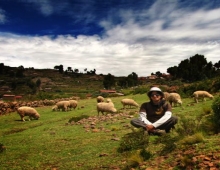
[0,94,220,169]
[167,54,219,82]
[0,54,220,169]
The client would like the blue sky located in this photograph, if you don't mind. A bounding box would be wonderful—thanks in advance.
[0,0,220,76]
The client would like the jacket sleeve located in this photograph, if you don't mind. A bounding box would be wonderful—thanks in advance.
[152,111,172,128]
[139,112,153,125]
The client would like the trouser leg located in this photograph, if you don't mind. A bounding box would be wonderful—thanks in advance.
[157,116,178,132]
[130,119,146,129]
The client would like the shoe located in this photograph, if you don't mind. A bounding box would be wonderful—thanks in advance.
[152,129,166,136]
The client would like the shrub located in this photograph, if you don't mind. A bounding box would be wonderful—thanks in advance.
[117,130,149,153]
[211,96,220,133]
[180,132,204,145]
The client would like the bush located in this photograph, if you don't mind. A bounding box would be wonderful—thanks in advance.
[117,129,149,152]
[211,96,220,133]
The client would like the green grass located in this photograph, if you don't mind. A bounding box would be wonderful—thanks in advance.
[0,95,219,170]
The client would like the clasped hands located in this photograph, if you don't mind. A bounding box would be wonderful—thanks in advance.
[146,124,155,132]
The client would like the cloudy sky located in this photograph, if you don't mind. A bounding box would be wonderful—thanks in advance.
[0,0,220,77]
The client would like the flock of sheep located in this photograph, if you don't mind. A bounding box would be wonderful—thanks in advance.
[16,90,214,121]
[17,99,78,122]
[96,96,139,116]
[163,90,214,107]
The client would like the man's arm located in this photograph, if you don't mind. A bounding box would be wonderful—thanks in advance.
[152,111,172,128]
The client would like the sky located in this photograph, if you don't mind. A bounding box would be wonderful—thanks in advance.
[0,0,220,77]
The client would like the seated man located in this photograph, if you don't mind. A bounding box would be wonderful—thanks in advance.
[130,87,178,135]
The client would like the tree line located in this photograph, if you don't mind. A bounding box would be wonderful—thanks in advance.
[167,54,220,82]
[1,54,220,91]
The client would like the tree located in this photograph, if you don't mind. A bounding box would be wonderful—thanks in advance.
[67,67,73,72]
[0,63,4,74]
[167,66,178,78]
[127,72,138,87]
[167,54,216,82]
[54,65,64,74]
[74,68,79,73]
[36,79,41,91]
[54,65,60,70]
[16,65,25,78]
[59,65,64,74]
[155,71,162,77]
[214,60,220,70]
[103,73,115,89]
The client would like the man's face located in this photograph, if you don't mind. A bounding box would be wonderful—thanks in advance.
[150,92,162,102]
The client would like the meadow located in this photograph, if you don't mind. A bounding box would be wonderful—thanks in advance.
[0,94,219,170]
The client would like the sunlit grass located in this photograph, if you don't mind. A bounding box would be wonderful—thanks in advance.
[0,94,219,169]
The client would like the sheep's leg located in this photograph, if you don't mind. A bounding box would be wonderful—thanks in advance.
[29,116,32,121]
[21,116,25,121]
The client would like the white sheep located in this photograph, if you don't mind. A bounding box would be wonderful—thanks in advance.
[97,102,117,116]
[163,92,170,101]
[69,100,78,110]
[97,96,105,103]
[167,93,182,107]
[17,106,40,121]
[106,98,114,107]
[52,105,58,111]
[121,99,139,109]
[193,91,214,103]
[55,101,70,111]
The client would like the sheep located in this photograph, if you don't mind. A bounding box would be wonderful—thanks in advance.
[121,99,139,109]
[163,92,170,101]
[17,106,40,121]
[106,98,114,107]
[97,102,117,116]
[97,96,105,103]
[52,105,58,111]
[69,100,78,110]
[167,93,182,107]
[193,91,214,103]
[55,101,70,111]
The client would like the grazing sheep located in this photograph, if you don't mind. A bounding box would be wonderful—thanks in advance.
[163,92,170,101]
[167,93,182,107]
[106,98,115,107]
[121,99,139,109]
[193,91,214,103]
[97,102,117,116]
[17,106,40,121]
[56,101,70,111]
[52,105,58,111]
[97,96,105,103]
[69,100,78,110]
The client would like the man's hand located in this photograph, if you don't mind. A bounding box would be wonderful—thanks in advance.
[146,124,155,132]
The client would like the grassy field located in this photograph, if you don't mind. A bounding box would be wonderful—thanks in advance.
[0,94,220,170]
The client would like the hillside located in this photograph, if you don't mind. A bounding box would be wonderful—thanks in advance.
[0,68,106,99]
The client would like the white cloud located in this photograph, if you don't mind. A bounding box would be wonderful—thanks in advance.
[0,9,6,24]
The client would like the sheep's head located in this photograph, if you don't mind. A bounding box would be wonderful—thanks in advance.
[209,95,214,99]
[34,114,40,120]
[111,108,117,113]
[177,99,182,105]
